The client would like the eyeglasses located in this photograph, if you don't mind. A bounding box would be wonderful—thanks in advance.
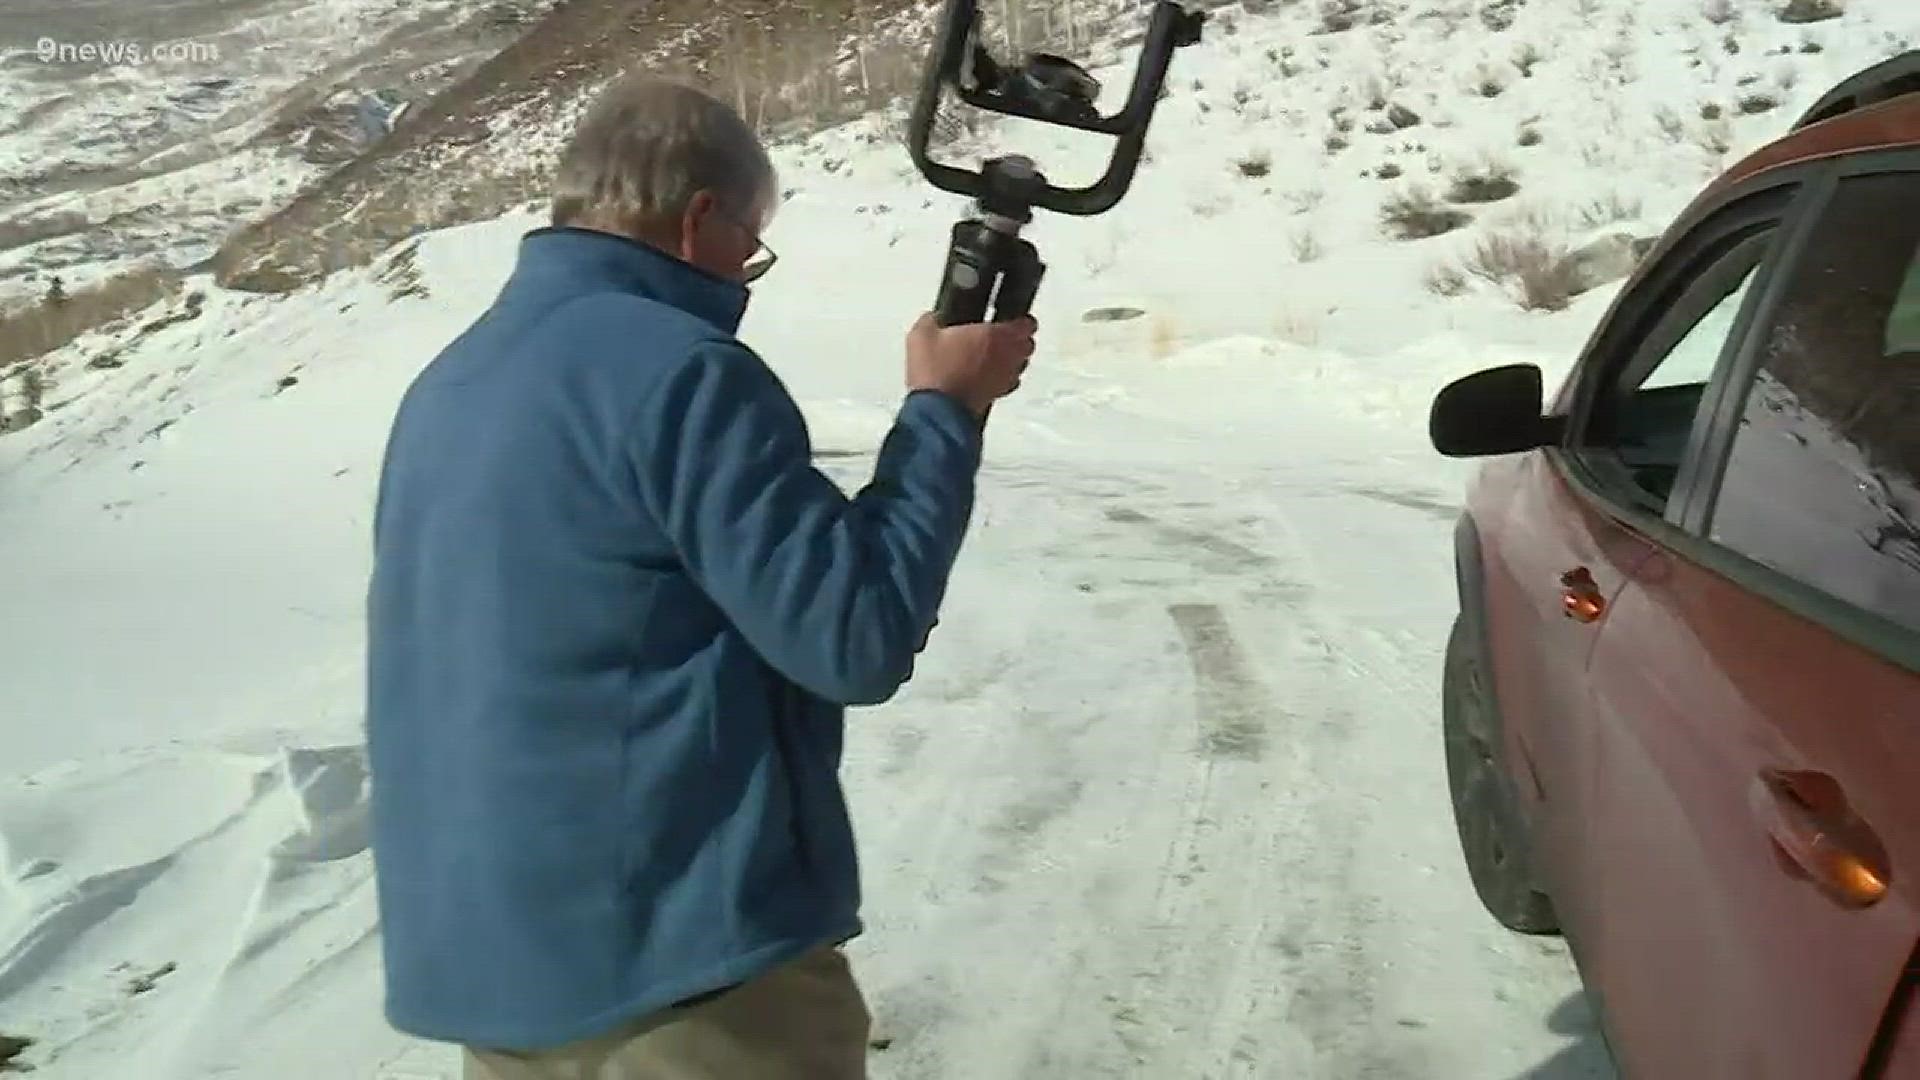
[742,239,777,284]
[718,205,777,283]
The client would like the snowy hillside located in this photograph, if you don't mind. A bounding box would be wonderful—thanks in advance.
[0,0,559,310]
[1,0,1915,1076]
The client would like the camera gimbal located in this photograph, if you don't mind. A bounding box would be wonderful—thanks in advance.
[904,0,1205,329]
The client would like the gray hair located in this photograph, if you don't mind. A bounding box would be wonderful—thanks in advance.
[549,74,775,238]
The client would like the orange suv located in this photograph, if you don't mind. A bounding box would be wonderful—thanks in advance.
[1429,53,1920,1078]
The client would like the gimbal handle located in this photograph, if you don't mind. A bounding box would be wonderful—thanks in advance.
[905,0,1204,217]
[933,219,1043,327]
[909,0,1201,373]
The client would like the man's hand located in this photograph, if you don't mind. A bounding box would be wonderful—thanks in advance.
[905,312,1038,418]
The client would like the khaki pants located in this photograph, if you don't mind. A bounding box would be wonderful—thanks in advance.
[462,945,871,1080]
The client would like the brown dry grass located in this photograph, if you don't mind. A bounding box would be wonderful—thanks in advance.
[1458,228,1582,311]
[1382,186,1472,240]
[0,268,181,372]
[1149,311,1178,359]
[210,0,1025,297]
[6,0,1103,369]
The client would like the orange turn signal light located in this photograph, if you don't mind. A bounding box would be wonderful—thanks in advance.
[1814,838,1891,908]
[1561,590,1605,623]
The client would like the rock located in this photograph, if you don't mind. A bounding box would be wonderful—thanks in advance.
[127,961,177,996]
[0,407,44,435]
[0,1032,33,1071]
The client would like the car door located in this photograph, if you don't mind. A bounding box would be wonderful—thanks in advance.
[1478,179,1804,935]
[1580,164,1920,1079]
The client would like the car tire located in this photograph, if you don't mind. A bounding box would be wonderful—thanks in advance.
[1443,613,1559,935]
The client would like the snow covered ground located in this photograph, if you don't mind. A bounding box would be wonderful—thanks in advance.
[2,0,1915,1075]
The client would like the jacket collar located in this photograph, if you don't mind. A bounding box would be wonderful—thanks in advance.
[506,225,749,333]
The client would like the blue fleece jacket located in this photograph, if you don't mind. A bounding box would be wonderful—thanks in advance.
[365,226,982,1050]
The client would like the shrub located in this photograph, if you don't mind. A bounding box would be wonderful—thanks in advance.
[1318,0,1364,33]
[1482,0,1522,32]
[1237,150,1273,178]
[1448,160,1521,204]
[1363,75,1392,110]
[1695,119,1734,156]
[1292,229,1326,262]
[1576,192,1645,228]
[1382,186,1473,239]
[1654,106,1688,142]
[1515,254,1585,311]
[1426,262,1471,297]
[0,266,181,371]
[1778,0,1844,24]
[1459,229,1582,311]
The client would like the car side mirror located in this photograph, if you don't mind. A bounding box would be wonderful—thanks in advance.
[1429,364,1561,458]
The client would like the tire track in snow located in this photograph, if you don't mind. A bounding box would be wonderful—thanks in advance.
[930,476,1414,1078]
[1105,495,1419,1079]
[849,457,1587,1078]
[1257,461,1607,1077]
[1167,602,1269,762]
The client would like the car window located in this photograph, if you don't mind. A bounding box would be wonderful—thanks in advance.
[1708,171,1920,637]
[1639,266,1758,391]
[1581,229,1774,516]
[1887,251,1920,355]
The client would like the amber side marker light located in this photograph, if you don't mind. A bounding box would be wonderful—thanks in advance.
[1559,568,1605,623]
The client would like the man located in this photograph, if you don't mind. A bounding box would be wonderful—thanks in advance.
[365,74,1036,1079]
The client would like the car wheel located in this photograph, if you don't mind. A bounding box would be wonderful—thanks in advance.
[1443,614,1559,935]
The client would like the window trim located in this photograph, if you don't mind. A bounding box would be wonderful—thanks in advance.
[1547,154,1920,676]
[1669,168,1837,534]
[1574,227,1780,520]
[1557,185,1802,447]
[1548,177,1809,532]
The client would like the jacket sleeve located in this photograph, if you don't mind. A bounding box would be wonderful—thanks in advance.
[626,340,983,706]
